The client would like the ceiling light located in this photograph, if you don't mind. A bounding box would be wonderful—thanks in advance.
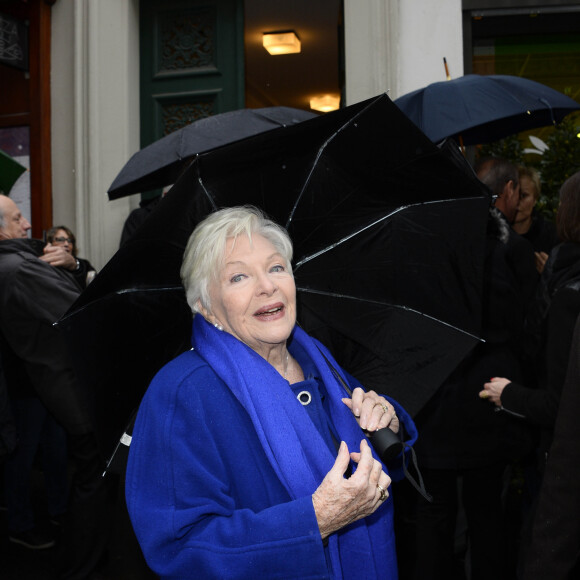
[262,31,301,55]
[310,95,340,113]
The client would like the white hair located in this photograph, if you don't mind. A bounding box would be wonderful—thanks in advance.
[180,206,293,314]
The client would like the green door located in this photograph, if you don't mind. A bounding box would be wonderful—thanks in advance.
[140,0,245,151]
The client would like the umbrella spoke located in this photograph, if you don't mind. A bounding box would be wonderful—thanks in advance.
[297,287,483,341]
[294,207,407,268]
[294,197,486,269]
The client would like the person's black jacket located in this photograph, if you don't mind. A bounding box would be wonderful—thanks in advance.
[119,195,162,247]
[0,238,93,434]
[522,212,559,254]
[0,352,17,462]
[523,313,580,579]
[501,242,580,456]
[72,256,97,289]
[414,208,538,469]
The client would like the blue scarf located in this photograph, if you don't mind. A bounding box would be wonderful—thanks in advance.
[192,315,398,579]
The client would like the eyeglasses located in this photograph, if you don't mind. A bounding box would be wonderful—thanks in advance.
[53,237,73,244]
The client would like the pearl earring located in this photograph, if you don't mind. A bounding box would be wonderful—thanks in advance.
[214,322,223,331]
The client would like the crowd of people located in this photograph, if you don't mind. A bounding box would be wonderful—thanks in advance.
[400,160,578,580]
[0,197,106,579]
[0,153,579,579]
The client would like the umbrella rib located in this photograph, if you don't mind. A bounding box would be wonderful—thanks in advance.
[57,286,185,324]
[112,286,184,296]
[538,97,556,125]
[286,136,340,230]
[198,175,220,211]
[294,206,407,268]
[297,287,483,341]
[286,98,380,230]
[294,197,485,269]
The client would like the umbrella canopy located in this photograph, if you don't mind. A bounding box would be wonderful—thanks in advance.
[58,94,491,452]
[395,74,580,146]
[107,106,317,200]
[0,149,27,195]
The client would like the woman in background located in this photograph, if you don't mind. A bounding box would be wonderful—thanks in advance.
[513,166,559,273]
[46,225,97,287]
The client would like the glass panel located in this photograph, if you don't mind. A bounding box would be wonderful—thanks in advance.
[473,32,580,143]
[0,126,31,232]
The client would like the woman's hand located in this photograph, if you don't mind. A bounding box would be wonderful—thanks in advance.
[535,251,549,274]
[312,440,391,539]
[342,387,399,433]
[479,377,510,407]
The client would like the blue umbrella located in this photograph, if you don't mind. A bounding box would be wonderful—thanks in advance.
[395,74,580,146]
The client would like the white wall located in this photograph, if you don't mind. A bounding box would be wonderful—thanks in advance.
[397,0,464,97]
[51,0,141,269]
[51,2,76,230]
[343,0,398,105]
[344,0,464,104]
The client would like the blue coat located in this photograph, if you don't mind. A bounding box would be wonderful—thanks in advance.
[126,333,414,579]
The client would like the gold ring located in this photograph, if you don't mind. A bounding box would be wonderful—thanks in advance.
[377,484,387,502]
[377,403,389,414]
[479,391,490,399]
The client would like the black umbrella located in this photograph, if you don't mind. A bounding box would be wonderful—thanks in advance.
[395,74,580,145]
[58,94,490,454]
[107,106,317,199]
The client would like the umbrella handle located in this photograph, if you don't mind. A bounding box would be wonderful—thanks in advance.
[314,344,432,501]
[315,346,404,460]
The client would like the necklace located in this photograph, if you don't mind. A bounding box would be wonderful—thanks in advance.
[283,351,290,381]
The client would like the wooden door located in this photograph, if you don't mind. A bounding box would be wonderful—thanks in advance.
[139,0,245,154]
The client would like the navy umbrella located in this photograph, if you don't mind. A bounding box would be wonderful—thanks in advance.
[108,106,317,200]
[58,94,490,457]
[395,74,580,146]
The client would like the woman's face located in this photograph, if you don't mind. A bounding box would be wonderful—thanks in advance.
[52,228,74,254]
[201,233,296,357]
[514,176,537,226]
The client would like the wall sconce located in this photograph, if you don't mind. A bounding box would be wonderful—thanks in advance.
[310,95,340,113]
[262,31,301,55]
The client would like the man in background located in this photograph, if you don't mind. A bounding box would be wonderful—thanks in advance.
[0,195,110,579]
[409,158,537,580]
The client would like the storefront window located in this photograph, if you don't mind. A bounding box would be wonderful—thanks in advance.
[470,12,580,144]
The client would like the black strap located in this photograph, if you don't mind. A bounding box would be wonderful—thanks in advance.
[398,442,432,502]
[316,345,432,502]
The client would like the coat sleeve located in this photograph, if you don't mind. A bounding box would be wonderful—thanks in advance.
[126,358,328,580]
[0,257,92,434]
[523,313,580,579]
[501,288,580,428]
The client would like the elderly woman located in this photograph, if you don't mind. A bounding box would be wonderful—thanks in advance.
[46,225,97,287]
[126,206,416,579]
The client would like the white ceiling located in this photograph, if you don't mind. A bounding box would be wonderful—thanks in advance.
[244,0,342,111]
